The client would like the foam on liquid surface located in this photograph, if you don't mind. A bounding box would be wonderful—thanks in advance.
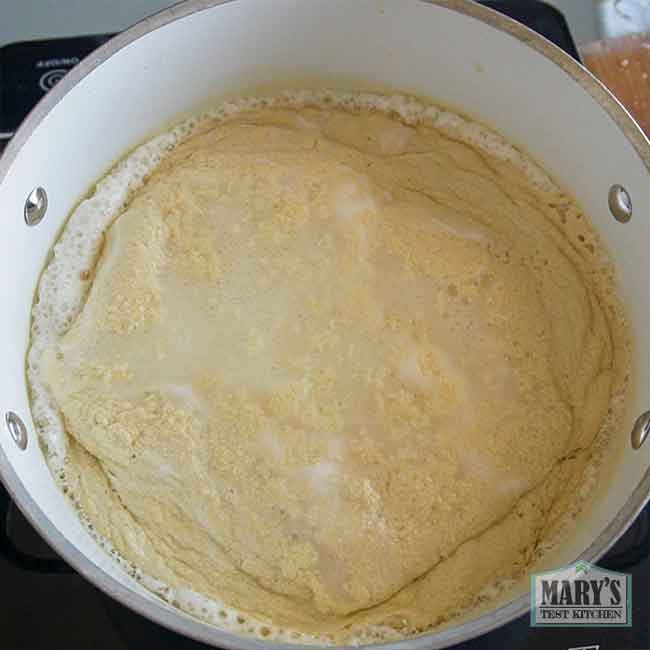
[27,90,628,645]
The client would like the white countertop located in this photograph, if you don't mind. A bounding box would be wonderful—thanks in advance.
[0,0,602,49]
[0,0,173,48]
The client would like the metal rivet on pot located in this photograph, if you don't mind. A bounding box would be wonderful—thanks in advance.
[24,186,48,226]
[5,412,28,450]
[631,411,650,450]
[608,184,632,223]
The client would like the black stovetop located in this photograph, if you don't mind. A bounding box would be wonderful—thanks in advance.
[0,3,648,649]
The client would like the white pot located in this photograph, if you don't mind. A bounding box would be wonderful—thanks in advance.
[1,1,649,648]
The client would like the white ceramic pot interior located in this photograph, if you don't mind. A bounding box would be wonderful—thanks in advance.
[1,0,649,647]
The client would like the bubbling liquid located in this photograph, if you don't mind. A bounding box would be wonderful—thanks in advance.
[28,90,630,644]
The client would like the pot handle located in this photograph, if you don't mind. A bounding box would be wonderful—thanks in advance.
[0,485,72,574]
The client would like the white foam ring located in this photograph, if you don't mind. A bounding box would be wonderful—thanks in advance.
[28,90,607,645]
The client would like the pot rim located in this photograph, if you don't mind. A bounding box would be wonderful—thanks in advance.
[1,1,650,648]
